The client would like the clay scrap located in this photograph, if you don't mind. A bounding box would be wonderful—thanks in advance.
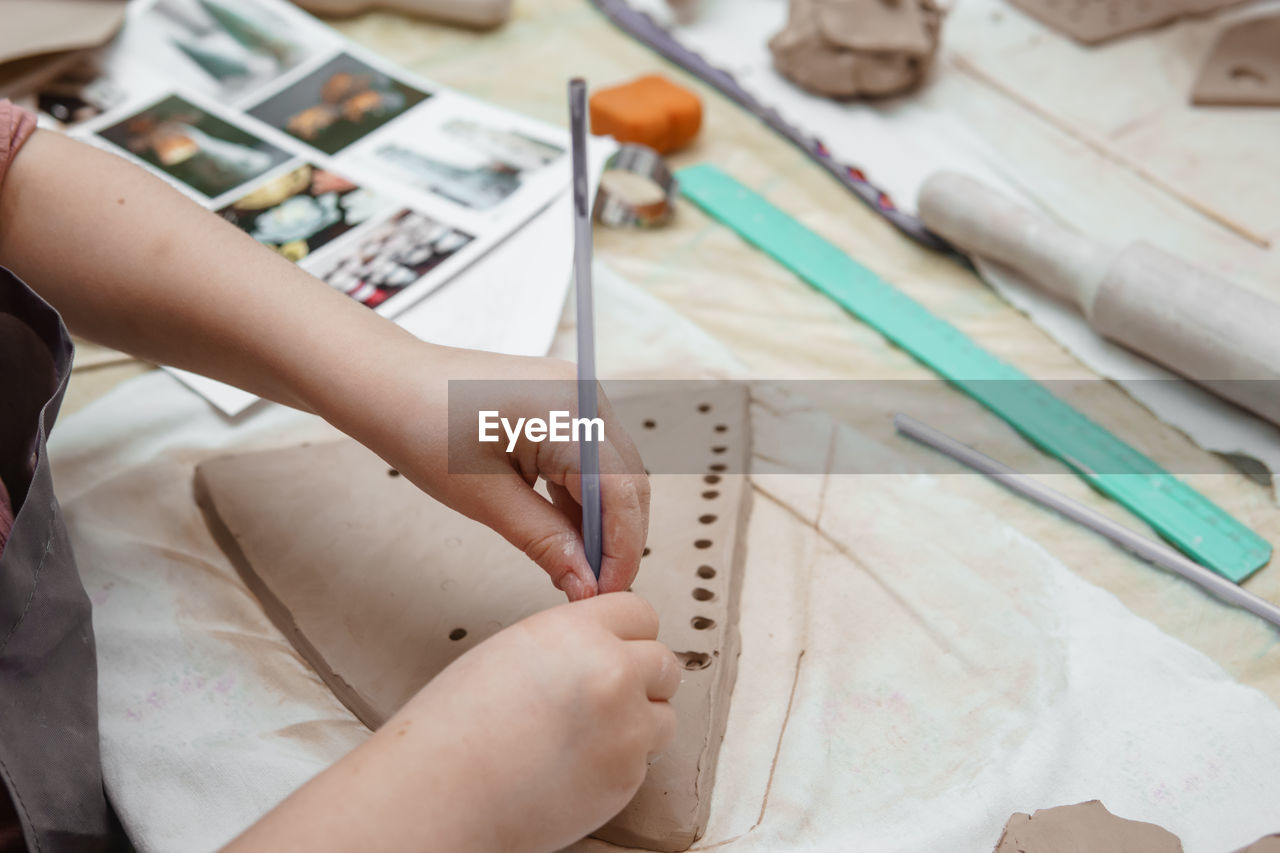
[288,0,512,29]
[993,801,1183,852]
[769,0,944,99]
[195,388,752,853]
[1008,0,1249,45]
[1192,14,1280,107]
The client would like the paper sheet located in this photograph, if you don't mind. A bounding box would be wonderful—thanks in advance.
[625,0,1280,494]
[51,264,1280,853]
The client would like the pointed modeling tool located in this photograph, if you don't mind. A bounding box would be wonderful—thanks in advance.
[570,78,603,581]
[894,414,1280,631]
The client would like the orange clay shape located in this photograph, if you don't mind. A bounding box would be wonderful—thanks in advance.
[588,74,702,155]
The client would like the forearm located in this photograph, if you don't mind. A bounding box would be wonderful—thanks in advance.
[0,130,646,598]
[222,687,510,853]
[0,129,432,415]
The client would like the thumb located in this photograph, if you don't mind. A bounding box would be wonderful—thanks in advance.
[476,474,598,601]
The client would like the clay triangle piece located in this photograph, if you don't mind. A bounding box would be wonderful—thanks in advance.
[1007,0,1250,46]
[195,388,752,852]
[992,800,1183,852]
[1192,15,1280,106]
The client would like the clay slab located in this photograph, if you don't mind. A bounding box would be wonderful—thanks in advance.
[195,388,751,852]
[993,800,1183,852]
[1008,0,1249,45]
[1192,15,1280,106]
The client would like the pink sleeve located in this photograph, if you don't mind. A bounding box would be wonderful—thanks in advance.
[0,99,38,193]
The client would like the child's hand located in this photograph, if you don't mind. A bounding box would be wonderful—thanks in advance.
[321,346,650,603]
[391,593,679,850]
[226,594,680,853]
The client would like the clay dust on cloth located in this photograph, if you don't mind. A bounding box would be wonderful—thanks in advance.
[52,266,1280,852]
[622,0,1280,496]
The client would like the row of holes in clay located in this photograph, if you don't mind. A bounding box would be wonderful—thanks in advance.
[681,447,729,670]
[446,406,732,654]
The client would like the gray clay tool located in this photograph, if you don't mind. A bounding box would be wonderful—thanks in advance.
[895,414,1280,631]
[569,78,603,580]
[918,172,1280,429]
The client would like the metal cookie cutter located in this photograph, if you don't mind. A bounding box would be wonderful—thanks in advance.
[593,144,678,228]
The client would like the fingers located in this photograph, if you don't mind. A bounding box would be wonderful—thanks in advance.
[626,640,681,701]
[575,591,659,641]
[546,481,582,532]
[598,394,647,481]
[597,465,650,595]
[539,439,650,596]
[477,474,598,601]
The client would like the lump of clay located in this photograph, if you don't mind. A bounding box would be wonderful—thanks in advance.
[769,0,944,99]
[993,800,1183,852]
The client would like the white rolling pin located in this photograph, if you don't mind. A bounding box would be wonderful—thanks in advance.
[918,172,1280,428]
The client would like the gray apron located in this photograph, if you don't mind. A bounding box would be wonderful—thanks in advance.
[0,267,111,851]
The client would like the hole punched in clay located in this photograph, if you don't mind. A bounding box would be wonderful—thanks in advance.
[691,616,715,630]
[387,469,400,477]
[697,403,712,413]
[702,490,720,500]
[714,424,728,433]
[708,463,727,473]
[692,587,715,601]
[704,474,721,485]
[643,547,652,557]
[695,539,713,549]
[448,628,467,641]
[1230,65,1266,84]
[697,565,716,579]
[676,651,712,670]
[643,419,657,429]
[699,514,717,524]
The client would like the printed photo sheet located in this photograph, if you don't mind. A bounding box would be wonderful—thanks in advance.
[37,0,571,414]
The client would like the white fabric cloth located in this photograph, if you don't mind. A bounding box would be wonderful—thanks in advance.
[52,264,1280,853]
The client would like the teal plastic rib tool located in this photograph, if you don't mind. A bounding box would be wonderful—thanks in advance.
[677,164,1271,582]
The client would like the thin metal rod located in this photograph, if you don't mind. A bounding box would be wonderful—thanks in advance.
[893,414,1280,631]
[569,78,602,581]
